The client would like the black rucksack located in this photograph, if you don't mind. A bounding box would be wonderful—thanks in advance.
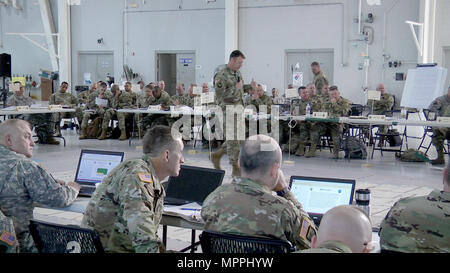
[342,136,367,159]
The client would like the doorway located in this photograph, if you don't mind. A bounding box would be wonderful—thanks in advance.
[444,47,450,91]
[285,49,334,89]
[156,51,196,96]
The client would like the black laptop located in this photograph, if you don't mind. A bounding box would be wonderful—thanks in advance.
[74,149,125,197]
[164,165,225,206]
[289,176,356,226]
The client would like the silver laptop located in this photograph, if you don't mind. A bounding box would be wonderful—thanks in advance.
[75,149,124,197]
[289,176,356,226]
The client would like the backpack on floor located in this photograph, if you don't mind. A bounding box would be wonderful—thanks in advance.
[343,136,367,159]
[396,149,429,162]
[85,117,102,139]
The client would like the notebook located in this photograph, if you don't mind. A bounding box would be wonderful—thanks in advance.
[164,165,225,206]
[74,149,124,197]
[289,176,356,226]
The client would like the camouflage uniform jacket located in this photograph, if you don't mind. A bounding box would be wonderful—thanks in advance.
[7,94,33,107]
[313,71,329,95]
[429,95,450,117]
[137,94,155,108]
[379,190,450,253]
[171,94,189,106]
[322,97,351,118]
[81,154,165,253]
[296,240,353,253]
[185,95,197,108]
[86,91,112,111]
[49,91,78,107]
[247,94,273,114]
[111,91,134,109]
[367,93,394,115]
[214,66,243,109]
[150,91,171,109]
[0,210,18,253]
[0,145,79,253]
[291,98,321,116]
[77,90,94,104]
[201,177,317,250]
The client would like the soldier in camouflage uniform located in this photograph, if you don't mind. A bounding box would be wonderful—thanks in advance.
[210,50,256,177]
[99,84,134,140]
[311,61,329,96]
[297,205,373,253]
[49,82,82,136]
[0,210,18,253]
[171,83,189,106]
[124,82,138,106]
[379,161,450,253]
[0,119,80,252]
[202,135,317,250]
[77,82,97,105]
[81,126,184,253]
[7,81,33,108]
[367,83,395,135]
[428,86,450,165]
[307,86,351,159]
[247,84,273,114]
[79,82,112,139]
[141,86,172,130]
[135,84,155,136]
[291,87,321,156]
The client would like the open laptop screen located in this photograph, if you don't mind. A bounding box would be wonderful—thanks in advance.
[165,165,225,205]
[289,176,355,215]
[75,150,124,184]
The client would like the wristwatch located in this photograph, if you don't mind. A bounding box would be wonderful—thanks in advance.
[276,187,290,197]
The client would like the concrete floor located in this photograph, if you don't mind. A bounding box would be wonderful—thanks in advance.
[32,123,445,252]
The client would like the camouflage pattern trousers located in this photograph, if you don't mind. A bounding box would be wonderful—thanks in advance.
[310,123,344,152]
[81,108,107,129]
[102,109,131,130]
[432,127,450,150]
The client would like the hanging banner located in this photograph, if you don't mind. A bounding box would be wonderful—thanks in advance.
[292,72,303,87]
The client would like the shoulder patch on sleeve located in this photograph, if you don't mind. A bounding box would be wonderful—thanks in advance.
[299,216,314,242]
[0,231,16,246]
[138,172,153,183]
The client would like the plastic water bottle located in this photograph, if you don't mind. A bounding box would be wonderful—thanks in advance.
[305,103,311,117]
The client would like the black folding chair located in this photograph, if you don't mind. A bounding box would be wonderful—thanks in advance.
[199,230,295,254]
[29,220,104,253]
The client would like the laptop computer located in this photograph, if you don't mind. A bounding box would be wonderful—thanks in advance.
[289,176,356,226]
[74,149,125,197]
[164,165,225,206]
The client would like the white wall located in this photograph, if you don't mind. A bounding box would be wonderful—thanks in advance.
[434,0,450,66]
[238,0,420,104]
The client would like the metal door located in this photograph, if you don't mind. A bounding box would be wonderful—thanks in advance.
[444,48,450,91]
[176,53,196,91]
[78,52,114,85]
[285,49,334,89]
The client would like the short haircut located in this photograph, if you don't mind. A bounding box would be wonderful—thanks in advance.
[153,86,161,92]
[99,82,107,88]
[126,81,131,85]
[229,50,245,60]
[298,86,307,91]
[111,84,120,92]
[239,136,281,175]
[0,119,31,141]
[13,81,22,85]
[311,61,320,66]
[329,85,339,91]
[145,84,153,89]
[142,125,182,157]
[61,81,68,86]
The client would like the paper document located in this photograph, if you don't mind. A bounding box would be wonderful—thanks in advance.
[163,202,203,223]
[95,98,108,107]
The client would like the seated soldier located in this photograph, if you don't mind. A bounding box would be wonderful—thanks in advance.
[124,81,137,106]
[81,126,184,253]
[307,85,351,159]
[202,134,317,251]
[297,205,373,253]
[79,82,111,139]
[99,84,134,141]
[379,160,450,253]
[141,86,172,130]
[49,82,82,136]
[367,83,394,136]
[135,84,155,136]
[428,86,450,165]
[171,83,188,106]
[77,82,97,105]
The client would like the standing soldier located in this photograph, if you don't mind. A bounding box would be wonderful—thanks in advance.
[210,50,256,177]
[311,61,329,95]
[428,86,450,165]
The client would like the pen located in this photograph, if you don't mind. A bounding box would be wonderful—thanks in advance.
[180,208,201,211]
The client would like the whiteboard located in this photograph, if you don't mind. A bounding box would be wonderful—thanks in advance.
[401,66,448,109]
